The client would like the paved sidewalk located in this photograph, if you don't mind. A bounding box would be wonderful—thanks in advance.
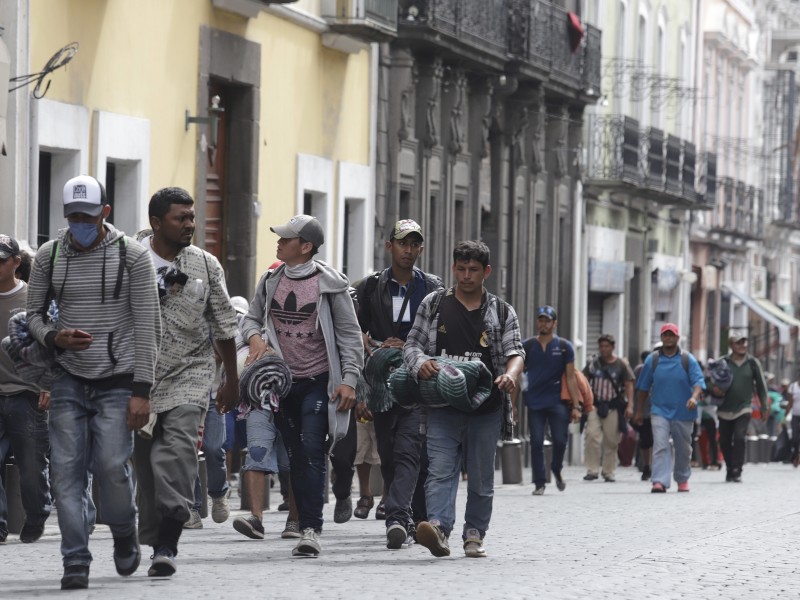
[3,463,799,599]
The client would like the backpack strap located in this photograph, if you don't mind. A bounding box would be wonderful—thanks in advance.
[42,240,59,318]
[112,237,128,300]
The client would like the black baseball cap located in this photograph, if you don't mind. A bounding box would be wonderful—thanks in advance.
[0,234,20,259]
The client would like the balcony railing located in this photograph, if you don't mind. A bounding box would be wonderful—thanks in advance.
[323,0,398,41]
[585,114,697,206]
[398,0,601,96]
[711,177,764,239]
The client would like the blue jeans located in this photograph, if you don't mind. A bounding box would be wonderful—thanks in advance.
[425,407,502,539]
[276,374,329,532]
[194,407,229,510]
[0,391,51,535]
[49,371,137,566]
[528,402,570,488]
[651,415,693,489]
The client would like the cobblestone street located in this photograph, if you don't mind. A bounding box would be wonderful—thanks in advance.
[3,462,799,599]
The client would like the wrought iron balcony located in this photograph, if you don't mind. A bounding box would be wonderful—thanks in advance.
[584,114,698,206]
[322,0,398,41]
[398,0,601,97]
[710,177,764,239]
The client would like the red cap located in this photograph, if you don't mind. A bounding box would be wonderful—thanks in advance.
[660,323,679,336]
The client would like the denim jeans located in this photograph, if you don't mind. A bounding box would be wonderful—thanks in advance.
[718,413,750,476]
[330,408,357,500]
[651,415,693,489]
[276,374,329,532]
[528,402,570,488]
[194,407,229,510]
[49,371,137,566]
[374,404,424,531]
[0,391,51,535]
[425,407,502,540]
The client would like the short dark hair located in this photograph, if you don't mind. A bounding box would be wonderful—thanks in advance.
[300,238,319,257]
[453,240,490,268]
[149,187,194,220]
[598,333,616,346]
[16,251,32,283]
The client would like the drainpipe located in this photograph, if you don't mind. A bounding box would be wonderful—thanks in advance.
[571,179,586,367]
[366,41,379,274]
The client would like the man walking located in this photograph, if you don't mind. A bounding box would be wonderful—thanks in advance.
[353,219,442,549]
[523,306,581,495]
[404,240,524,558]
[582,334,634,482]
[241,215,363,557]
[26,175,160,589]
[133,187,239,576]
[634,323,705,493]
[718,330,767,482]
[0,235,51,544]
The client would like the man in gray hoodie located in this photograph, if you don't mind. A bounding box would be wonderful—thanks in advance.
[240,215,363,558]
[26,175,160,590]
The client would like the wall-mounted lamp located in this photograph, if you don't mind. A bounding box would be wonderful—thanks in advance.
[406,5,418,20]
[185,95,225,148]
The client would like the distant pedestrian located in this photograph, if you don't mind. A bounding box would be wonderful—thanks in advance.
[240,215,363,557]
[0,234,51,545]
[635,324,705,493]
[582,334,634,483]
[631,350,654,480]
[405,240,524,558]
[132,187,239,577]
[787,377,800,467]
[523,306,581,495]
[717,330,767,482]
[26,175,161,589]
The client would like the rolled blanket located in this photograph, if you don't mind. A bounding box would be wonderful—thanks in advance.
[388,358,494,412]
[356,347,404,413]
[3,310,55,389]
[237,353,292,419]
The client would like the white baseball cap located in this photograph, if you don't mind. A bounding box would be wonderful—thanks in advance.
[63,175,107,217]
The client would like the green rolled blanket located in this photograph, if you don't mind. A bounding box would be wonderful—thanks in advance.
[387,358,494,412]
[355,348,405,413]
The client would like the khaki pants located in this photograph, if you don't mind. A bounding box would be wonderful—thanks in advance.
[584,409,621,477]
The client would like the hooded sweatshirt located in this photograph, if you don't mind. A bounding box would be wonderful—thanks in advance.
[26,224,161,398]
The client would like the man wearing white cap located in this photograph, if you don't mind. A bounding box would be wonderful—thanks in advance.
[26,175,160,589]
[635,323,705,493]
[240,215,363,557]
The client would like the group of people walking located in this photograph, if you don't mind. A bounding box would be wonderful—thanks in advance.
[0,174,798,591]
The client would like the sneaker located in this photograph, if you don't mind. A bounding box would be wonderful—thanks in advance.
[375,500,386,520]
[113,531,141,576]
[20,520,45,543]
[725,471,733,482]
[281,518,301,539]
[677,482,690,492]
[183,509,203,529]
[732,473,742,483]
[641,465,652,481]
[61,564,89,590]
[233,515,265,540]
[532,486,545,496]
[416,521,450,557]
[651,482,666,493]
[603,474,616,482]
[554,472,566,491]
[463,529,486,558]
[292,528,321,557]
[583,473,599,481]
[147,546,176,577]
[277,499,290,512]
[0,530,7,544]
[386,523,407,550]
[353,495,374,519]
[211,489,231,524]
[333,496,353,524]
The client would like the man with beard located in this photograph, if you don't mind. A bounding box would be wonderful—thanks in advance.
[133,187,239,576]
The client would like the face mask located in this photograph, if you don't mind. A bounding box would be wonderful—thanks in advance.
[69,222,100,248]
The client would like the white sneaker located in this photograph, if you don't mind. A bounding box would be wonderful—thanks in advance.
[292,528,321,557]
[183,509,203,529]
[463,528,486,558]
[211,489,231,523]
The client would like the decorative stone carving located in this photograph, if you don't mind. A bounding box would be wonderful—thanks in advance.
[422,58,444,150]
[530,88,545,174]
[398,62,418,142]
[553,105,569,179]
[447,69,468,156]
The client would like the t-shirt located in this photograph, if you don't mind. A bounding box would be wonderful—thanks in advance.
[523,336,574,410]
[635,350,705,421]
[788,382,800,416]
[146,236,175,296]
[583,356,634,402]
[435,294,501,414]
[271,273,328,379]
[0,281,38,396]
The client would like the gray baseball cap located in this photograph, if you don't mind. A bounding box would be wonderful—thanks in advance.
[270,215,325,248]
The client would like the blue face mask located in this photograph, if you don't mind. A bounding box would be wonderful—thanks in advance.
[68,222,100,248]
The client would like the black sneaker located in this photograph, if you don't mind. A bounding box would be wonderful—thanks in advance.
[61,565,89,590]
[148,546,176,577]
[113,531,141,576]
[20,520,45,543]
[333,496,353,524]
[233,515,265,540]
[416,521,450,557]
[277,500,290,512]
[641,465,652,481]
[386,523,407,550]
[583,473,599,481]
[554,472,566,491]
[375,500,386,520]
[0,529,7,544]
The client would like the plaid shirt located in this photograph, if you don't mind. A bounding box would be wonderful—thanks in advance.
[404,287,524,385]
